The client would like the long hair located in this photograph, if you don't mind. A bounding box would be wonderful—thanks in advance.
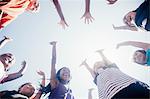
[56,67,71,84]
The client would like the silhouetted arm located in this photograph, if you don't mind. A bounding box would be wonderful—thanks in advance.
[0,61,26,84]
[80,59,96,78]
[0,36,12,49]
[116,41,150,50]
[49,41,57,88]
[53,0,68,29]
[81,0,94,24]
[33,70,45,99]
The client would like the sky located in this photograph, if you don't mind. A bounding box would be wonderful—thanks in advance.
[0,0,150,99]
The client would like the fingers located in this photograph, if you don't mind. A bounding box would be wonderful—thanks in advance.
[21,60,26,66]
[80,59,87,66]
[50,41,57,45]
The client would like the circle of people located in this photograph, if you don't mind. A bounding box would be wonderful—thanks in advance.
[0,0,150,99]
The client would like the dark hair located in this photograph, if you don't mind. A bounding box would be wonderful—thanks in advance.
[56,67,71,84]
[134,50,146,65]
[18,83,34,98]
[0,53,13,58]
[135,50,146,55]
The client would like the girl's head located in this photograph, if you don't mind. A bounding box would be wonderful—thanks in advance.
[133,50,146,65]
[18,83,35,98]
[93,61,105,73]
[56,67,71,84]
[0,53,15,71]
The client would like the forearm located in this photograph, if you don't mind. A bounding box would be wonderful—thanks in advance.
[98,52,111,65]
[119,41,150,50]
[85,65,95,78]
[53,0,65,20]
[0,72,22,83]
[0,38,8,49]
[85,0,90,12]
[50,44,56,79]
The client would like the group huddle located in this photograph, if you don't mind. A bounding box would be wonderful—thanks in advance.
[0,0,150,99]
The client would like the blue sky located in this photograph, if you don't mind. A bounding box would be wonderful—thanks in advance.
[0,0,149,98]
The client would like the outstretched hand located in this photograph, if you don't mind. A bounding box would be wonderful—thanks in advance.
[58,20,69,29]
[50,41,57,46]
[123,11,136,27]
[19,61,27,74]
[4,36,13,41]
[80,59,87,67]
[96,49,104,53]
[107,0,118,4]
[37,70,45,77]
[81,12,94,24]
[88,88,95,92]
[116,44,120,49]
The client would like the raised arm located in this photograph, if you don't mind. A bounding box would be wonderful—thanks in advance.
[0,61,27,84]
[52,0,68,29]
[96,49,112,66]
[33,70,45,99]
[81,0,94,24]
[80,59,96,78]
[116,41,150,50]
[0,36,12,49]
[49,41,57,88]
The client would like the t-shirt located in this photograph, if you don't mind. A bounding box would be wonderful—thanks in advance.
[95,63,137,99]
[146,49,150,66]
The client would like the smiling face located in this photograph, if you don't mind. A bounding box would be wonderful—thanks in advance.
[133,51,146,65]
[18,83,35,98]
[58,67,71,83]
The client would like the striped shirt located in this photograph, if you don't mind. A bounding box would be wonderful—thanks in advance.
[95,64,137,99]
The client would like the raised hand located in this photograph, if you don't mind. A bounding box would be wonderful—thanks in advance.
[107,0,118,4]
[4,36,13,41]
[37,70,45,77]
[88,88,94,92]
[18,61,27,74]
[96,49,104,54]
[123,11,136,27]
[58,20,69,29]
[80,59,88,67]
[81,12,94,24]
[50,41,57,46]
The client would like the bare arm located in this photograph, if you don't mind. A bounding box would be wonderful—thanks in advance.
[0,36,12,49]
[116,41,150,50]
[49,41,57,88]
[52,0,68,29]
[0,61,27,84]
[81,0,94,24]
[80,59,96,78]
[96,49,112,66]
[33,70,45,99]
[112,24,138,31]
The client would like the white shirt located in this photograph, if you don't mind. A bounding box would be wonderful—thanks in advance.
[96,67,137,99]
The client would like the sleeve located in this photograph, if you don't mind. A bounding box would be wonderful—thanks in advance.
[93,74,99,85]
[133,0,148,12]
[41,83,52,95]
